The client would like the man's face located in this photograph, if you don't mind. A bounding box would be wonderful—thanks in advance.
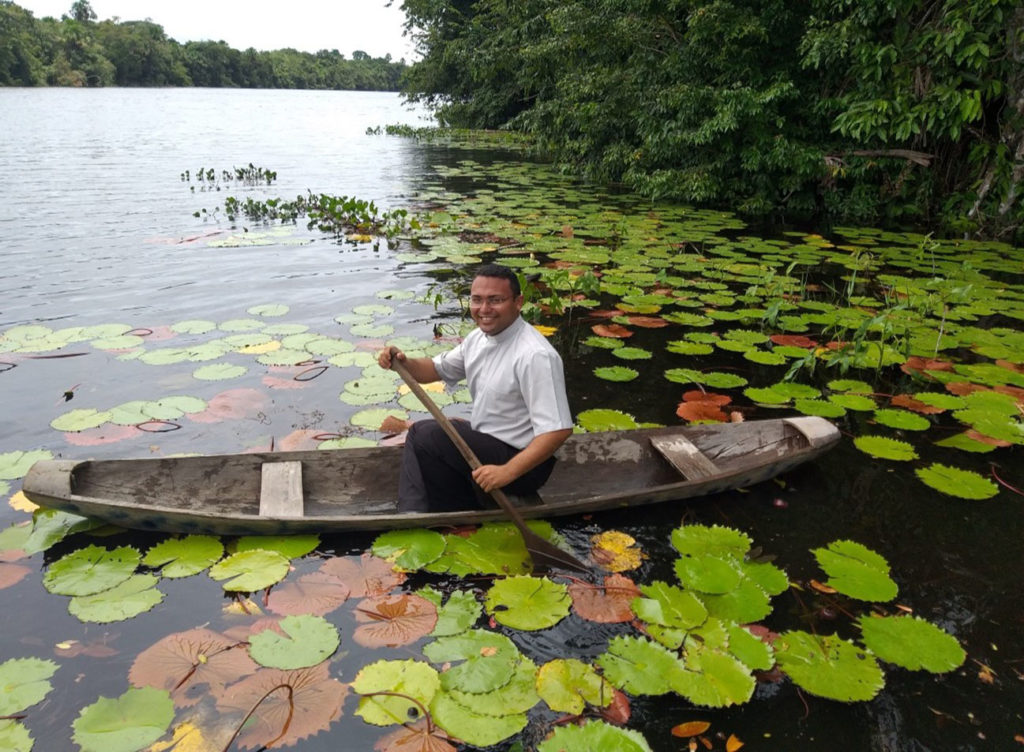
[469,275,523,336]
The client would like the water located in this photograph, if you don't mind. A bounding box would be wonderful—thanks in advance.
[1,88,1021,752]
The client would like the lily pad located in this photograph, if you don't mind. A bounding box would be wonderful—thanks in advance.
[536,658,614,714]
[68,574,164,623]
[43,544,140,596]
[774,630,884,701]
[417,587,482,637]
[429,691,527,747]
[352,659,440,726]
[538,721,652,752]
[234,535,320,559]
[484,575,570,630]
[812,540,898,602]
[594,365,639,382]
[143,535,224,578]
[372,529,447,570]
[208,549,290,591]
[0,658,58,715]
[72,686,175,752]
[857,615,966,673]
[576,409,639,432]
[915,463,999,499]
[248,614,340,669]
[853,436,919,461]
[0,450,52,481]
[422,630,520,694]
[873,408,931,431]
[597,635,682,696]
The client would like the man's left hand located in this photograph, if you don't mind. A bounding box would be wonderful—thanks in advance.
[472,464,516,493]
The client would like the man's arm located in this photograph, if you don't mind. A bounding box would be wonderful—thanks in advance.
[471,428,573,493]
[378,348,440,383]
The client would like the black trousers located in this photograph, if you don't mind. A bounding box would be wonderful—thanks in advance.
[397,419,556,512]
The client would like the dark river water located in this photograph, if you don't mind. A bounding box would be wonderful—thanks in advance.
[0,88,1021,752]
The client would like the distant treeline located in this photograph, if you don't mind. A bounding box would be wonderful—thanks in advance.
[0,0,406,90]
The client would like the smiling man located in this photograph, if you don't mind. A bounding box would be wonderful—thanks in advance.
[378,264,574,512]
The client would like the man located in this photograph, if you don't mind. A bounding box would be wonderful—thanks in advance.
[378,264,574,512]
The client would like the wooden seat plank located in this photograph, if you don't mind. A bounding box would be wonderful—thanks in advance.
[260,461,304,517]
[650,435,719,480]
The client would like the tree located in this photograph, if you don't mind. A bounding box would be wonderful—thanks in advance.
[68,0,94,23]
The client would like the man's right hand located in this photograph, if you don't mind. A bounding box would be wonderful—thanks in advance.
[378,347,404,371]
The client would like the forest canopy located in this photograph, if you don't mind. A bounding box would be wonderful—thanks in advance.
[398,0,1024,241]
[0,0,406,90]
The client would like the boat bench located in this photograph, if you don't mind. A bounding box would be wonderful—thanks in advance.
[649,435,719,480]
[260,461,304,517]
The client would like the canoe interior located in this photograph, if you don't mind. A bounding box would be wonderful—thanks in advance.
[31,418,837,534]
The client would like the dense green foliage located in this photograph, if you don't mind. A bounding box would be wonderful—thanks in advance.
[0,0,406,90]
[399,0,1024,240]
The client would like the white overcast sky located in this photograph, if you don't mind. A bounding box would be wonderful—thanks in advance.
[17,0,417,60]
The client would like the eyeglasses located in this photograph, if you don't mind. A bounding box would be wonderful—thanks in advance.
[469,296,511,307]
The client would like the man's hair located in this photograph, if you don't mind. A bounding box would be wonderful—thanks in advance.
[473,264,521,297]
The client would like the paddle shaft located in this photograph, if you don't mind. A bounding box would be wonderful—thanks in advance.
[388,348,589,573]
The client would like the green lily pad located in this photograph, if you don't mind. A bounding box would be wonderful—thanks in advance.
[429,691,527,747]
[372,529,447,570]
[812,540,898,602]
[576,409,639,432]
[484,575,570,630]
[142,535,223,578]
[193,363,247,381]
[794,398,846,418]
[827,379,874,393]
[43,545,140,596]
[422,630,519,694]
[248,614,339,669]
[208,549,290,591]
[0,450,52,481]
[933,432,997,453]
[0,658,58,715]
[674,554,742,594]
[915,463,999,499]
[447,656,539,716]
[873,408,931,431]
[352,659,440,726]
[665,369,748,389]
[743,386,791,405]
[597,635,682,696]
[68,574,163,623]
[350,408,408,430]
[858,615,966,673]
[671,647,756,707]
[671,524,751,558]
[72,686,174,752]
[424,521,559,577]
[829,393,878,411]
[417,587,482,637]
[50,408,112,432]
[536,658,613,714]
[594,366,639,382]
[612,346,652,360]
[234,535,319,559]
[774,630,884,701]
[248,304,289,317]
[538,721,652,752]
[853,436,919,461]
[0,720,31,752]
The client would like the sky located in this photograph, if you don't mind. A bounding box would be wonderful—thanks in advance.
[17,0,418,61]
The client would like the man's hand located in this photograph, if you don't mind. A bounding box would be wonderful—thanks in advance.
[472,463,517,493]
[377,347,404,370]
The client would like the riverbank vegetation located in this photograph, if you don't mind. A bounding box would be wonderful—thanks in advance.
[399,0,1024,243]
[0,0,406,90]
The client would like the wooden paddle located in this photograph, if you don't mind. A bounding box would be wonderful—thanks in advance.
[389,348,589,574]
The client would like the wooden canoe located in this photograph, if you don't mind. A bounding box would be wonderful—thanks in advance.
[22,416,839,535]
